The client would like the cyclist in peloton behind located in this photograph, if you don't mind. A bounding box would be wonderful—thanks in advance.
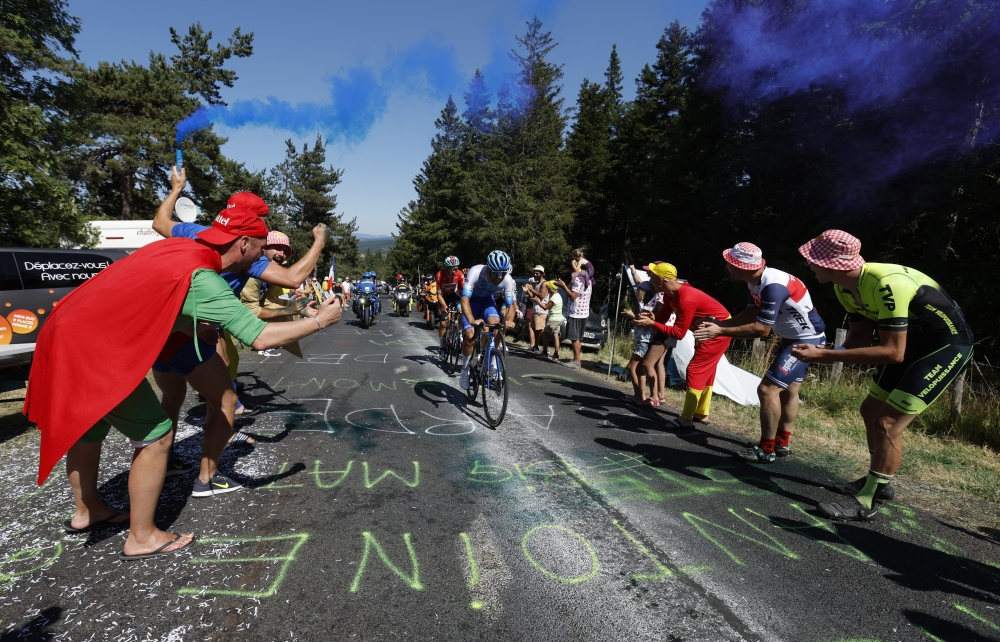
[792,230,974,522]
[436,256,465,358]
[459,251,517,390]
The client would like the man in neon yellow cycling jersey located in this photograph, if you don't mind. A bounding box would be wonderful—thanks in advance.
[793,230,973,522]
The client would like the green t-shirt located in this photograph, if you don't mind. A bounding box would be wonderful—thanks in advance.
[546,292,564,324]
[834,263,973,346]
[172,269,267,346]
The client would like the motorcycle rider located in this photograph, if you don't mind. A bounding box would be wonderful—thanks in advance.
[353,271,380,319]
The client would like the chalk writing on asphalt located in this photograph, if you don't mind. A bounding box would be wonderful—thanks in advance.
[350,532,423,592]
[261,460,420,490]
[178,533,310,599]
[0,541,62,589]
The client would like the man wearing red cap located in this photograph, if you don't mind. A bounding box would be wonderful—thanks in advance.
[792,230,974,521]
[633,262,731,428]
[25,204,344,559]
[153,169,327,388]
[694,242,827,464]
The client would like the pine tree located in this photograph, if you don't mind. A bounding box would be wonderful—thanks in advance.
[284,135,358,272]
[0,0,94,246]
[72,23,253,221]
[567,46,626,278]
[464,17,575,275]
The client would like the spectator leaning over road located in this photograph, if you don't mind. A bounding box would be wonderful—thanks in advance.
[153,168,328,415]
[634,262,731,428]
[524,266,549,353]
[559,261,593,369]
[693,242,827,464]
[792,230,974,522]
[621,281,660,405]
[240,231,311,359]
[26,206,344,559]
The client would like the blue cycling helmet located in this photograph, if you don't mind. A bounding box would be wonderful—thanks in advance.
[444,255,460,268]
[486,250,511,274]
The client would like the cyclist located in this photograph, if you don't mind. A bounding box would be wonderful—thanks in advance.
[792,230,974,521]
[436,256,465,357]
[459,251,517,390]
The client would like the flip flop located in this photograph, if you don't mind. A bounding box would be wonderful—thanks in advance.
[234,405,261,417]
[668,418,695,430]
[64,511,129,534]
[119,534,196,561]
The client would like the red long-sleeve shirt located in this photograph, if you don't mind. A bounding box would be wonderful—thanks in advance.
[653,282,729,339]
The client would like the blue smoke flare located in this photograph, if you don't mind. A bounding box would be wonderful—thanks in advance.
[176,40,464,145]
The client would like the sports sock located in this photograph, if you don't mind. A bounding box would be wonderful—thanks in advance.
[855,470,893,509]
[695,386,713,417]
[759,438,775,454]
[681,388,702,419]
[461,354,471,374]
[775,430,791,449]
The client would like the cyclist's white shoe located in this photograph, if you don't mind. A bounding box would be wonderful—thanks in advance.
[459,371,470,389]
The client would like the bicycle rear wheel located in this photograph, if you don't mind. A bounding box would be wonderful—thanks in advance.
[482,348,508,427]
[447,325,462,374]
[466,347,480,401]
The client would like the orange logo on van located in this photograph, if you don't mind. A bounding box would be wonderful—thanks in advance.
[9,310,38,334]
[0,320,10,345]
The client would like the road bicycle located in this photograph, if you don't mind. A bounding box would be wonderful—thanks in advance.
[442,303,463,374]
[466,321,508,427]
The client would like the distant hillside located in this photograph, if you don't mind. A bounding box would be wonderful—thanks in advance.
[357,235,394,255]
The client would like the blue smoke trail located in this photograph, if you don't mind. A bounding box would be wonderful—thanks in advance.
[701,0,1000,178]
[176,40,464,145]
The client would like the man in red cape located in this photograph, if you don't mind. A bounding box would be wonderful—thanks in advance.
[26,206,344,559]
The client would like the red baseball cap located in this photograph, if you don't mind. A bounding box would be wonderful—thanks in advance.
[196,206,269,245]
[227,192,269,217]
[798,230,864,271]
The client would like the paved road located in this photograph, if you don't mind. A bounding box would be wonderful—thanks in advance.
[2,301,1000,641]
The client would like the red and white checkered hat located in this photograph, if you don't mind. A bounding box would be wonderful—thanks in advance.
[265,230,291,249]
[722,242,765,270]
[798,230,864,270]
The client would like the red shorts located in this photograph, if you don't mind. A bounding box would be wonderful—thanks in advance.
[686,336,732,390]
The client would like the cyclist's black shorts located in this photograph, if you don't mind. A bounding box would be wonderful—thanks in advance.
[869,342,973,414]
[438,294,461,319]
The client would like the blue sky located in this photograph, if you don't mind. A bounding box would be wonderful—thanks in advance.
[70,0,709,235]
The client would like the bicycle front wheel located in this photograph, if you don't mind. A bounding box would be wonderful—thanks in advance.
[482,349,508,427]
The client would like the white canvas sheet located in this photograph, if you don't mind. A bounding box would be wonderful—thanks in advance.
[669,331,762,406]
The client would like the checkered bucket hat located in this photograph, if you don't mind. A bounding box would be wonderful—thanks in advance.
[798,230,864,270]
[723,242,765,270]
[266,230,291,249]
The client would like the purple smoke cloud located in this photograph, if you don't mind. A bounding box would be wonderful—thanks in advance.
[701,0,1000,178]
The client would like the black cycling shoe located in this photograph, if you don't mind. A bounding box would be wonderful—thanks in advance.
[774,444,790,457]
[817,497,878,522]
[735,445,775,465]
[830,476,895,501]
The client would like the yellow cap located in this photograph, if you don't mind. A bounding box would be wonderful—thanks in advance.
[647,262,678,281]
[545,280,558,291]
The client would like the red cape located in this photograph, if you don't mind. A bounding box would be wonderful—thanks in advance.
[25,238,222,484]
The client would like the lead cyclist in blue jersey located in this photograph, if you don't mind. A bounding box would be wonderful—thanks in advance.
[459,251,517,389]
